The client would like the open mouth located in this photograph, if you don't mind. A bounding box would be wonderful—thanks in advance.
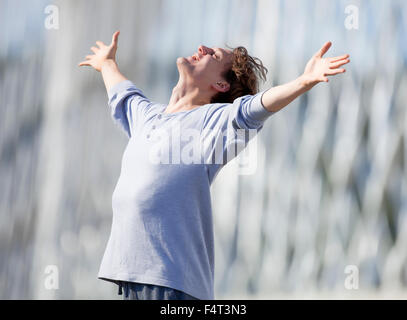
[192,54,200,62]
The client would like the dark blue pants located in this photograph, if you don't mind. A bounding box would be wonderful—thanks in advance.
[117,281,199,300]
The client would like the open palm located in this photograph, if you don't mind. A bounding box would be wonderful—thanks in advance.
[78,31,120,72]
[303,42,350,87]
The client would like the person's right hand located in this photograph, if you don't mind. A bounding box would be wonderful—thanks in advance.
[78,31,120,72]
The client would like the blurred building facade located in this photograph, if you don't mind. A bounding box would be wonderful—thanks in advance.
[1,0,407,299]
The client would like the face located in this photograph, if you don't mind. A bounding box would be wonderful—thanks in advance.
[177,45,233,93]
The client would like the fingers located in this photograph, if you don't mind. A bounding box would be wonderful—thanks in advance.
[325,68,346,76]
[330,58,350,69]
[111,30,120,46]
[96,41,105,48]
[78,55,93,67]
[78,60,91,67]
[330,54,350,63]
[79,32,120,68]
[316,41,332,58]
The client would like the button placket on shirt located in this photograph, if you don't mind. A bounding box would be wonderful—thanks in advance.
[147,112,163,139]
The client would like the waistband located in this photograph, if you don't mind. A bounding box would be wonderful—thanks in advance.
[117,281,130,299]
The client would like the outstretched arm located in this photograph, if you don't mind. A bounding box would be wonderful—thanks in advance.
[261,42,350,113]
[78,31,127,92]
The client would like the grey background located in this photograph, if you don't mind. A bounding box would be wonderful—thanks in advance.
[1,0,407,299]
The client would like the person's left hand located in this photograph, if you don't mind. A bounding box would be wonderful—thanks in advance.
[302,42,350,88]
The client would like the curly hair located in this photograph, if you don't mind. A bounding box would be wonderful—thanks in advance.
[210,46,268,104]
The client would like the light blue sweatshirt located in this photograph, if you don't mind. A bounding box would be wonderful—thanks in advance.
[98,80,275,300]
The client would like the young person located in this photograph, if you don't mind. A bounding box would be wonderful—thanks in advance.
[79,31,350,300]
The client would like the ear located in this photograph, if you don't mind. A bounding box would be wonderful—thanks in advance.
[211,81,230,93]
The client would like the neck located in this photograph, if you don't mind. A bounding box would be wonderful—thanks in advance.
[166,78,212,114]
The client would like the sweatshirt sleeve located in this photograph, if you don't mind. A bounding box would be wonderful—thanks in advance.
[107,80,155,138]
[201,90,277,175]
[203,89,275,131]
[229,89,275,130]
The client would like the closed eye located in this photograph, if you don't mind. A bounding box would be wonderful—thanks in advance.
[213,48,223,60]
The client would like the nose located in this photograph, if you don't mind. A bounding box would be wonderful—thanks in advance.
[198,45,213,56]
